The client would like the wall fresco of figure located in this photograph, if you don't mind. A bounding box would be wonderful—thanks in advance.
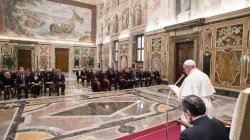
[203,28,213,49]
[122,8,129,30]
[113,14,119,34]
[134,3,142,26]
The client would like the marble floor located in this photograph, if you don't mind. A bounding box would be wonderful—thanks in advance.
[0,73,236,140]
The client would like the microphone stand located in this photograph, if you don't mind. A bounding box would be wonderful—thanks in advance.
[166,74,185,140]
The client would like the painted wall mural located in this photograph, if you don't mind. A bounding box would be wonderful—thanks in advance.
[39,56,48,69]
[145,34,168,78]
[120,44,128,53]
[146,0,250,32]
[246,50,250,87]
[248,21,250,46]
[112,0,119,8]
[216,24,243,47]
[118,41,129,70]
[73,48,96,68]
[105,18,111,36]
[151,54,161,72]
[99,23,104,38]
[113,14,119,34]
[37,45,52,70]
[102,45,110,68]
[203,28,212,49]
[215,50,242,86]
[152,38,161,51]
[134,3,142,26]
[0,43,13,67]
[105,0,111,13]
[122,8,129,30]
[3,0,93,42]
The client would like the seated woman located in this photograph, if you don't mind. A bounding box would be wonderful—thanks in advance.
[91,75,100,92]
[103,71,111,91]
[30,71,42,98]
[3,72,14,100]
[115,69,126,90]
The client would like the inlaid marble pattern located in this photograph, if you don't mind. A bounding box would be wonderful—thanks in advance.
[0,75,237,140]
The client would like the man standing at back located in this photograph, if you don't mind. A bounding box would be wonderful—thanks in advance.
[177,59,215,119]
[179,95,229,140]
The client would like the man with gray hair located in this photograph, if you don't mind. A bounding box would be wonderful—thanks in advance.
[177,59,215,130]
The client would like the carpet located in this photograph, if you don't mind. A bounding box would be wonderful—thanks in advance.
[116,121,181,140]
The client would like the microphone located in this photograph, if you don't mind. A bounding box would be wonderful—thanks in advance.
[166,74,185,140]
[167,74,185,106]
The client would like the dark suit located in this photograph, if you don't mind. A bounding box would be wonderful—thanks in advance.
[180,115,229,140]
[98,72,105,90]
[76,70,84,84]
[54,74,65,95]
[0,71,4,89]
[16,74,29,99]
[144,71,152,87]
[43,72,54,95]
[153,71,161,85]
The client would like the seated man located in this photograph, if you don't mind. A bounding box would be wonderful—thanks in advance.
[179,95,229,140]
[54,70,65,96]
[144,69,152,87]
[43,69,54,96]
[153,68,161,85]
[16,70,29,99]
[109,70,117,90]
[76,67,84,84]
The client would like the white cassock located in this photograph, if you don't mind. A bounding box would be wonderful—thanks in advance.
[177,68,216,130]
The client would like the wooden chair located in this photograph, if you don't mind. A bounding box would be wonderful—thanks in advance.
[229,88,250,140]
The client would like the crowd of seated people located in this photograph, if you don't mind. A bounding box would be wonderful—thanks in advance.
[0,66,66,100]
[75,67,161,92]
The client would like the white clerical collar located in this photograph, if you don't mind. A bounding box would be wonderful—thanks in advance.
[190,68,198,74]
[193,115,206,121]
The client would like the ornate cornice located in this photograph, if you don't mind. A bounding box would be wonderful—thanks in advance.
[164,18,205,32]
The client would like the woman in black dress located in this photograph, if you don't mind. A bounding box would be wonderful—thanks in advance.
[31,71,42,98]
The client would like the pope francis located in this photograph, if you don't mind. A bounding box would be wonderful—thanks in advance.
[177,60,216,129]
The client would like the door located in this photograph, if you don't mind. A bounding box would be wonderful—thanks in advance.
[18,50,32,69]
[55,48,69,72]
[175,41,194,86]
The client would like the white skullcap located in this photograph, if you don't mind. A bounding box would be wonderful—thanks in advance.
[184,59,196,66]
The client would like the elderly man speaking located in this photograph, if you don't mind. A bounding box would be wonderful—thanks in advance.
[177,59,215,129]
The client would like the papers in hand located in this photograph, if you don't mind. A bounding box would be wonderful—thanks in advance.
[168,85,180,96]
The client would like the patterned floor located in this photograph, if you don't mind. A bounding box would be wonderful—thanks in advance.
[0,73,236,140]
